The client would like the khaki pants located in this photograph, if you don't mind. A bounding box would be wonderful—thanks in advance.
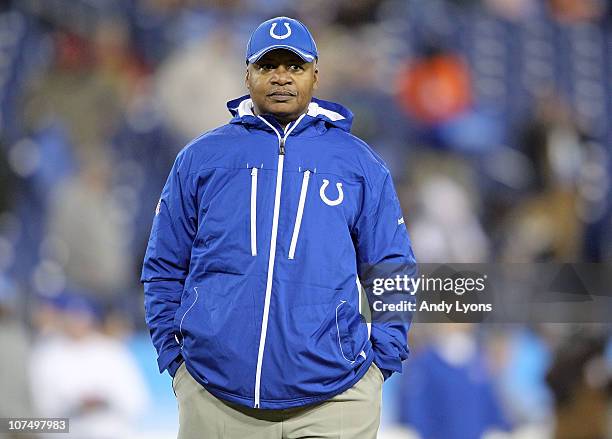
[173,362,384,439]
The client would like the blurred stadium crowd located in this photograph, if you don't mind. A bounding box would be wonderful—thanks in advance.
[0,0,611,438]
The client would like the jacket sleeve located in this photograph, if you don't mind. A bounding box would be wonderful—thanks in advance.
[353,171,417,380]
[141,150,197,377]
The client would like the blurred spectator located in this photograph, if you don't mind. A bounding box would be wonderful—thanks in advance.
[398,324,511,439]
[29,292,149,439]
[396,44,472,127]
[23,30,122,156]
[501,95,590,261]
[155,26,245,139]
[547,0,608,23]
[0,277,33,435]
[546,328,612,439]
[395,41,504,153]
[406,154,490,262]
[494,326,553,428]
[46,155,130,299]
[484,0,539,21]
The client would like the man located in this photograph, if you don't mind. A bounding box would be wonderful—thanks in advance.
[142,16,417,439]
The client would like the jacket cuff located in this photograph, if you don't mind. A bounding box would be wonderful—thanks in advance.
[371,338,408,380]
[167,356,184,378]
[157,346,182,375]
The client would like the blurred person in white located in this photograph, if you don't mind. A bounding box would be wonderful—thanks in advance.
[29,292,149,439]
[0,276,34,439]
[46,154,130,299]
[404,154,490,263]
[155,23,245,140]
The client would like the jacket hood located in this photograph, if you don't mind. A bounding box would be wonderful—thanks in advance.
[226,95,353,133]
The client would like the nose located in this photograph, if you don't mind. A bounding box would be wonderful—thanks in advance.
[271,65,292,85]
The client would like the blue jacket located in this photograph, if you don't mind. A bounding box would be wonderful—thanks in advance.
[141,95,417,409]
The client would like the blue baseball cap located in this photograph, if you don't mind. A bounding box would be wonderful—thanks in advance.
[246,17,318,64]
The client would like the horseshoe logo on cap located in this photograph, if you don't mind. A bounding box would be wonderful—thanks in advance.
[320,179,344,206]
[270,22,291,40]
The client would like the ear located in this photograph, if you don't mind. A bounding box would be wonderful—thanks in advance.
[312,67,319,90]
[244,63,253,91]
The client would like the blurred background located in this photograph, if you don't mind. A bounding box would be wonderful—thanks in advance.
[0,0,611,438]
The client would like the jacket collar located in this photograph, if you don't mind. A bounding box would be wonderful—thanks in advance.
[226,95,353,135]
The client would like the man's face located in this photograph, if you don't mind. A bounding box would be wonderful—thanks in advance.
[246,49,318,126]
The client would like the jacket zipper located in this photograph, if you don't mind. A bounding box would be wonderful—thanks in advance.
[253,114,306,408]
[288,170,310,259]
[250,167,258,256]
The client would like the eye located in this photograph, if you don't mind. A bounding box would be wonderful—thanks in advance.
[289,64,304,71]
[258,63,275,71]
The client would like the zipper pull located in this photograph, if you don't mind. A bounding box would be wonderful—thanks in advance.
[279,138,285,155]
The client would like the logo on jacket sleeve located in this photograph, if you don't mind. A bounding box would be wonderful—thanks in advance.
[319,179,344,206]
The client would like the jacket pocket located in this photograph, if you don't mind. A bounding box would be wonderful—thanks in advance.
[182,272,260,397]
[288,169,311,259]
[335,300,367,363]
[178,287,200,348]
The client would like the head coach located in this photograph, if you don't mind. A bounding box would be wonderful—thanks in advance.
[142,16,417,439]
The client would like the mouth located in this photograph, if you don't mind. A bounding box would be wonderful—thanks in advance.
[267,90,297,102]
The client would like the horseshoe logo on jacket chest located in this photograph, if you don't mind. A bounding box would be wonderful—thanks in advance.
[319,179,344,206]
